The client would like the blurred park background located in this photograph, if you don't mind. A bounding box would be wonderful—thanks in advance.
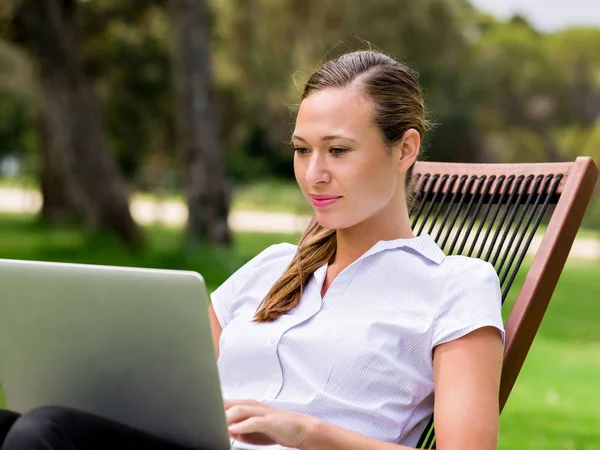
[0,0,599,448]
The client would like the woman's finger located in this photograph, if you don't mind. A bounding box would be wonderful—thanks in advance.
[228,416,271,436]
[224,398,262,409]
[225,405,267,425]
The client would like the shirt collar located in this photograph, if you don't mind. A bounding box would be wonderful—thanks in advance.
[315,233,446,277]
[361,233,445,265]
[312,234,445,288]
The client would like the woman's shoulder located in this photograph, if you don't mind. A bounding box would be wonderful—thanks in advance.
[250,242,298,269]
[231,242,298,286]
[442,252,495,268]
[210,242,298,327]
[381,233,496,281]
[432,254,502,318]
[214,241,297,295]
[430,254,505,347]
[440,253,498,281]
[394,234,500,295]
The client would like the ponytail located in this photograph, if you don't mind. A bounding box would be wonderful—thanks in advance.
[253,218,336,322]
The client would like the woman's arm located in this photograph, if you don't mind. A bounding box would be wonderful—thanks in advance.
[226,326,503,450]
[431,326,503,449]
[208,304,222,358]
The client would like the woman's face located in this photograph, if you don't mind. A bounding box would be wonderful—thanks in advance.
[292,87,414,231]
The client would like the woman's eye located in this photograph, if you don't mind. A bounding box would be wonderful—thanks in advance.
[330,147,348,156]
[293,147,309,155]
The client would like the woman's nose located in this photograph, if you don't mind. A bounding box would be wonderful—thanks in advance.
[304,153,331,186]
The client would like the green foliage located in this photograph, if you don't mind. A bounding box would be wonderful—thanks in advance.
[469,18,600,162]
[581,198,600,232]
[211,0,484,173]
[0,0,599,184]
[80,3,174,181]
[0,38,35,159]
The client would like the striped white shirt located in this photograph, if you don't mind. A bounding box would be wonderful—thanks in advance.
[211,234,504,449]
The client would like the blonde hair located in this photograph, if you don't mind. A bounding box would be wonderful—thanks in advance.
[254,50,428,322]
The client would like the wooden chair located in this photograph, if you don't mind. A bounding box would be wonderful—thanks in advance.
[411,157,599,449]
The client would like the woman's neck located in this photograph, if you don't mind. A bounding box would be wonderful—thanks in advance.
[333,207,414,269]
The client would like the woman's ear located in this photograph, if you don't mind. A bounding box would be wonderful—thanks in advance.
[395,129,421,173]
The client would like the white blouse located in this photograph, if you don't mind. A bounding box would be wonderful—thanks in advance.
[211,234,505,449]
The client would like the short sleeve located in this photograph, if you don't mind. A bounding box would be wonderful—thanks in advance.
[431,259,505,349]
[210,243,296,328]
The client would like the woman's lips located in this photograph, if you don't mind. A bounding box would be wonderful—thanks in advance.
[311,195,341,208]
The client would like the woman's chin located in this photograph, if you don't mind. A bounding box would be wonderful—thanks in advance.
[313,215,336,230]
[314,213,353,231]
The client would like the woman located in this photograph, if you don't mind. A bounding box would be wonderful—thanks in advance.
[0,50,504,450]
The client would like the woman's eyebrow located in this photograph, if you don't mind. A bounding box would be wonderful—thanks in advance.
[291,134,357,143]
[322,135,357,143]
[291,135,308,143]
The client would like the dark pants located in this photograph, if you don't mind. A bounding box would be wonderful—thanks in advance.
[0,406,200,450]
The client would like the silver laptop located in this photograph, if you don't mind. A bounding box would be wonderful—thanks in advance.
[0,258,232,450]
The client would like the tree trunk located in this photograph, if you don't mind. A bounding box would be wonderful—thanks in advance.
[12,0,144,247]
[38,111,74,225]
[169,0,231,245]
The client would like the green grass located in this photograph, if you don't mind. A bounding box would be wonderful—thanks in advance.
[498,259,600,449]
[0,379,5,409]
[0,213,598,448]
[0,213,301,292]
[500,340,600,449]
[0,174,37,189]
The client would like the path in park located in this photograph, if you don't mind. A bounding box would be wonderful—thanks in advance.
[1,186,598,260]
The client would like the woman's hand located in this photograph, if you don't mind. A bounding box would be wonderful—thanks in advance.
[225,399,320,449]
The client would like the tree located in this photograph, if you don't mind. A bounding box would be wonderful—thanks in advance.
[470,17,565,162]
[211,0,484,172]
[169,0,231,245]
[78,1,173,183]
[0,37,34,163]
[7,0,144,246]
